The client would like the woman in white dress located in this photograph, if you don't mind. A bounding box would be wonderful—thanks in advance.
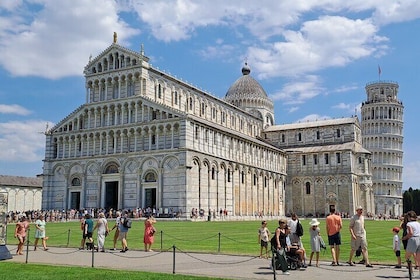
[94,212,109,252]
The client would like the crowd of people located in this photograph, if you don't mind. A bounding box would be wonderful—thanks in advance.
[262,206,420,277]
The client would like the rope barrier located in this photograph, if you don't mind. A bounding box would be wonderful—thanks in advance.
[174,245,259,265]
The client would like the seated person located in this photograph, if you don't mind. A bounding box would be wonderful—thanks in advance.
[285,227,307,268]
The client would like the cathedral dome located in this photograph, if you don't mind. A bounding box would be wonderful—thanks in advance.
[225,63,269,102]
[224,63,274,124]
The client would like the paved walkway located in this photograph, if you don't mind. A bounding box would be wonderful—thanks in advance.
[2,245,414,279]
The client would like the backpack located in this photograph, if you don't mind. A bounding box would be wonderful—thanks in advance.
[122,217,132,228]
[295,221,304,237]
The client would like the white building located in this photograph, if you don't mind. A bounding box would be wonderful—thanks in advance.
[0,175,42,212]
[42,35,287,218]
[41,34,384,218]
[361,81,404,217]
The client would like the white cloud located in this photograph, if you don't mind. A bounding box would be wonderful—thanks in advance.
[0,104,31,115]
[0,0,139,79]
[0,120,52,162]
[270,75,324,105]
[288,107,299,113]
[248,16,387,79]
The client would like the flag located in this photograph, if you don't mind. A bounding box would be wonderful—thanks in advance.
[378,65,381,76]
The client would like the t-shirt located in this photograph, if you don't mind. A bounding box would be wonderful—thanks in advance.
[326,214,342,236]
[393,234,401,251]
[349,214,365,237]
[407,221,420,237]
[258,227,270,242]
[85,218,94,233]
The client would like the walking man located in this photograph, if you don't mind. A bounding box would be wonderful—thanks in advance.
[347,206,373,267]
[326,206,342,266]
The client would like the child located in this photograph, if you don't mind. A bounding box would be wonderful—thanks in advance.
[309,218,321,267]
[258,221,271,258]
[392,226,402,268]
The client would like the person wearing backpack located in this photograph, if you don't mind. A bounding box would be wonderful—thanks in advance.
[271,219,290,275]
[118,210,130,253]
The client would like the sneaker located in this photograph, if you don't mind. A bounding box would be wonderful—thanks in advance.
[124,247,129,252]
[395,265,402,268]
[120,250,126,253]
[366,264,373,268]
[282,271,290,275]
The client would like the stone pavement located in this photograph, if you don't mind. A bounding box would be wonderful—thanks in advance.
[3,245,414,279]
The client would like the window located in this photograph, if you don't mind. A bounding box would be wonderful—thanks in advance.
[241,171,245,184]
[336,153,341,163]
[145,172,157,182]
[358,157,362,164]
[189,97,193,111]
[313,154,318,165]
[298,132,302,141]
[316,131,320,140]
[212,167,215,180]
[305,182,311,195]
[195,126,199,139]
[281,134,285,143]
[158,84,162,98]
[324,153,329,164]
[227,169,231,182]
[151,134,156,145]
[104,164,119,174]
[253,174,257,186]
[71,178,81,186]
[302,155,306,166]
[174,91,178,105]
[336,129,341,138]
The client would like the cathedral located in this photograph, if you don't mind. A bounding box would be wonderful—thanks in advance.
[42,34,403,218]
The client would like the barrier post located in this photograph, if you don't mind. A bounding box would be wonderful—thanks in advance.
[25,229,30,264]
[67,229,71,247]
[172,245,176,274]
[218,232,221,253]
[160,230,163,250]
[91,245,95,268]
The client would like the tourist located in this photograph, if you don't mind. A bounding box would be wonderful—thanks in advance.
[258,220,271,258]
[118,211,130,253]
[34,215,48,251]
[110,211,121,250]
[144,215,157,252]
[80,213,94,250]
[392,226,402,268]
[308,218,321,267]
[93,212,109,252]
[14,216,29,255]
[402,210,420,277]
[347,206,373,267]
[326,206,342,266]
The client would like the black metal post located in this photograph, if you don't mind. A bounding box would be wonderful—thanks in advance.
[172,245,176,274]
[67,229,71,247]
[25,229,30,264]
[91,245,95,268]
[160,230,163,250]
[218,232,221,253]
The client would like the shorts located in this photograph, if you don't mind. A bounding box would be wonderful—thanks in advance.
[118,231,127,241]
[328,232,341,246]
[395,250,401,257]
[351,236,367,251]
[83,232,93,239]
[406,236,420,254]
[260,240,268,248]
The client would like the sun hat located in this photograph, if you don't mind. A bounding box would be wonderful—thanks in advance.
[309,218,320,226]
[392,227,400,233]
[356,205,363,210]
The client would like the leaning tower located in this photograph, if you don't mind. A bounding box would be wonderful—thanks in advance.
[361,81,404,217]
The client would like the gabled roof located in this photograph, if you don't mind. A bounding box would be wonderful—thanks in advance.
[84,42,149,72]
[0,175,42,188]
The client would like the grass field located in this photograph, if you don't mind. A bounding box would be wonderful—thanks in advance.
[0,262,228,280]
[5,217,403,265]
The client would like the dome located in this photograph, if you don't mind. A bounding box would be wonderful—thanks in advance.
[224,63,273,114]
[225,63,268,102]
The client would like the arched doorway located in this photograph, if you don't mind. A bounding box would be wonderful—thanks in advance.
[143,171,157,209]
[103,163,119,210]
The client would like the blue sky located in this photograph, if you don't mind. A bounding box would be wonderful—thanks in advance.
[0,0,419,190]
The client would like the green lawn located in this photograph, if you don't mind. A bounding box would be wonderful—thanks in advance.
[6,218,402,264]
[0,262,228,280]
